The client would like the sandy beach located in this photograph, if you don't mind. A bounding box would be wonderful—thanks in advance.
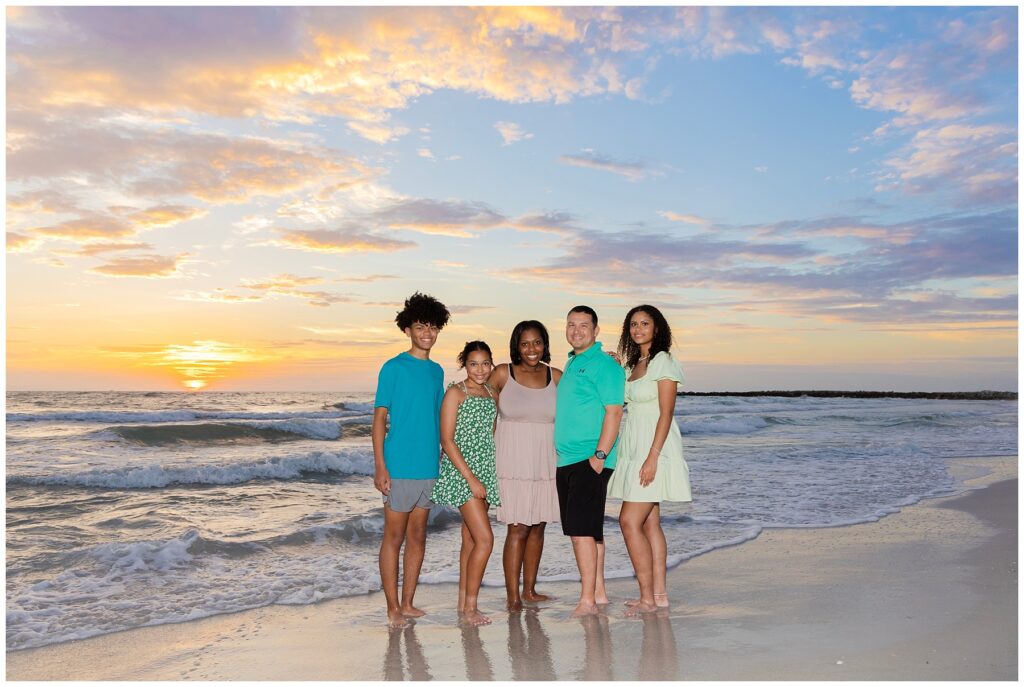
[7,456,1016,681]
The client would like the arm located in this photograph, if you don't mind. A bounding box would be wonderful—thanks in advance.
[371,406,390,494]
[551,367,563,384]
[488,363,509,393]
[639,379,678,487]
[440,387,487,500]
[589,404,624,474]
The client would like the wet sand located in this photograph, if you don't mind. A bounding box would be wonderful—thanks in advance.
[7,457,1016,681]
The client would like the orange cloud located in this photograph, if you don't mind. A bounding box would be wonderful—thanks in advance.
[274,228,415,253]
[6,232,43,253]
[88,253,188,278]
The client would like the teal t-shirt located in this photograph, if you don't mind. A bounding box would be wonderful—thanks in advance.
[554,341,626,469]
[374,352,445,479]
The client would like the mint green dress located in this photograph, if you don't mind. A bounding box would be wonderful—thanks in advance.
[431,382,501,508]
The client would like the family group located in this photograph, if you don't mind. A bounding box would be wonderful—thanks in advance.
[372,292,692,628]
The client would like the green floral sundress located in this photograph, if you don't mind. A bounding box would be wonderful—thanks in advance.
[430,382,501,508]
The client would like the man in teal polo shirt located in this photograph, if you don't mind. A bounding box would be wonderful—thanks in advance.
[554,305,625,617]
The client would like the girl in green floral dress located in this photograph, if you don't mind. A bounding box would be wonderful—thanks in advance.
[431,341,500,626]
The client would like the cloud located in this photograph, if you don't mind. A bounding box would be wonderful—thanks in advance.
[878,124,1017,204]
[337,273,400,282]
[559,151,651,181]
[659,211,712,227]
[8,118,371,206]
[369,198,507,237]
[511,210,580,233]
[417,148,435,160]
[34,214,137,240]
[273,228,416,253]
[240,273,353,307]
[508,209,1016,325]
[125,204,208,228]
[449,305,496,315]
[59,241,155,256]
[754,165,768,173]
[88,253,188,278]
[494,121,534,145]
[7,232,43,253]
[347,121,410,144]
[8,7,657,145]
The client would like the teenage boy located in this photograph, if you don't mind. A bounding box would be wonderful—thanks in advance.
[373,292,451,628]
[554,305,625,617]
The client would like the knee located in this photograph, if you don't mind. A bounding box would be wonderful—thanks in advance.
[619,517,643,535]
[477,529,495,550]
[382,530,405,548]
[509,525,530,541]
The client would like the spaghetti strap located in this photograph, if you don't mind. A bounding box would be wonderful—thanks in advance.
[483,383,495,398]
[546,365,551,385]
[459,381,468,394]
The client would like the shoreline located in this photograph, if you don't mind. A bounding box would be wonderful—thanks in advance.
[7,456,1016,680]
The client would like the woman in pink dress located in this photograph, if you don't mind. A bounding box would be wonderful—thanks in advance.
[488,320,562,611]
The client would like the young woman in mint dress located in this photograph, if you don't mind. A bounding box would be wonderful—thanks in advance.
[607,305,691,614]
[431,341,500,626]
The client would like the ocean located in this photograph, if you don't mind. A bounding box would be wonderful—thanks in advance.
[5,390,1017,651]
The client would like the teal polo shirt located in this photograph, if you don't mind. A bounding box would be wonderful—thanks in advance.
[554,341,626,469]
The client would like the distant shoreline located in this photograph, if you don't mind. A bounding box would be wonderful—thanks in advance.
[679,390,1017,401]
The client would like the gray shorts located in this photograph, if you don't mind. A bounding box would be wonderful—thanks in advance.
[383,478,436,513]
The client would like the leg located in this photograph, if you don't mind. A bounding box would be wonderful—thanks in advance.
[522,522,552,602]
[380,505,411,627]
[595,539,609,605]
[642,504,669,606]
[400,506,429,617]
[619,501,658,614]
[503,524,529,610]
[569,535,599,616]
[459,498,495,625]
[458,521,471,614]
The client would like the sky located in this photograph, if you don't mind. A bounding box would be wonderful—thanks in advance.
[5,6,1018,392]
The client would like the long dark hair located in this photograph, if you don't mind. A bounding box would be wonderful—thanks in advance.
[617,305,672,369]
[457,340,492,368]
[509,320,551,365]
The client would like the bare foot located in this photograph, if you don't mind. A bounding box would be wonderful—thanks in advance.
[624,598,642,607]
[595,595,610,605]
[653,593,670,608]
[571,601,599,617]
[387,609,409,628]
[522,590,552,602]
[625,600,658,617]
[506,598,523,612]
[461,610,492,626]
[400,605,426,618]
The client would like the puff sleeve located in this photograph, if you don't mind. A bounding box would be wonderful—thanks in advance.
[649,351,684,385]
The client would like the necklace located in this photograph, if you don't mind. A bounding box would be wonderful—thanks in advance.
[637,355,650,362]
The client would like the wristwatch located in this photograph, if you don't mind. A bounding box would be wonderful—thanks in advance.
[594,450,607,461]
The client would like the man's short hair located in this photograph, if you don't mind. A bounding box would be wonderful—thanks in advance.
[567,305,598,327]
[395,292,451,330]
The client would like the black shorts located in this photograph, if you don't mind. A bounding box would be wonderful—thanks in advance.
[556,460,613,541]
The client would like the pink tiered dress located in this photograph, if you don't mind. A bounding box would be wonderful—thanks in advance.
[494,368,561,525]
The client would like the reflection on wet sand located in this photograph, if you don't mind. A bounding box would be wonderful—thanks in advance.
[577,612,613,681]
[638,609,680,681]
[461,623,495,681]
[383,624,432,681]
[507,609,556,680]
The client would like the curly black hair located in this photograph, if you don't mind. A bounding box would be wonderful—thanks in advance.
[395,292,451,331]
[617,304,673,370]
[457,340,492,368]
[509,320,551,365]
